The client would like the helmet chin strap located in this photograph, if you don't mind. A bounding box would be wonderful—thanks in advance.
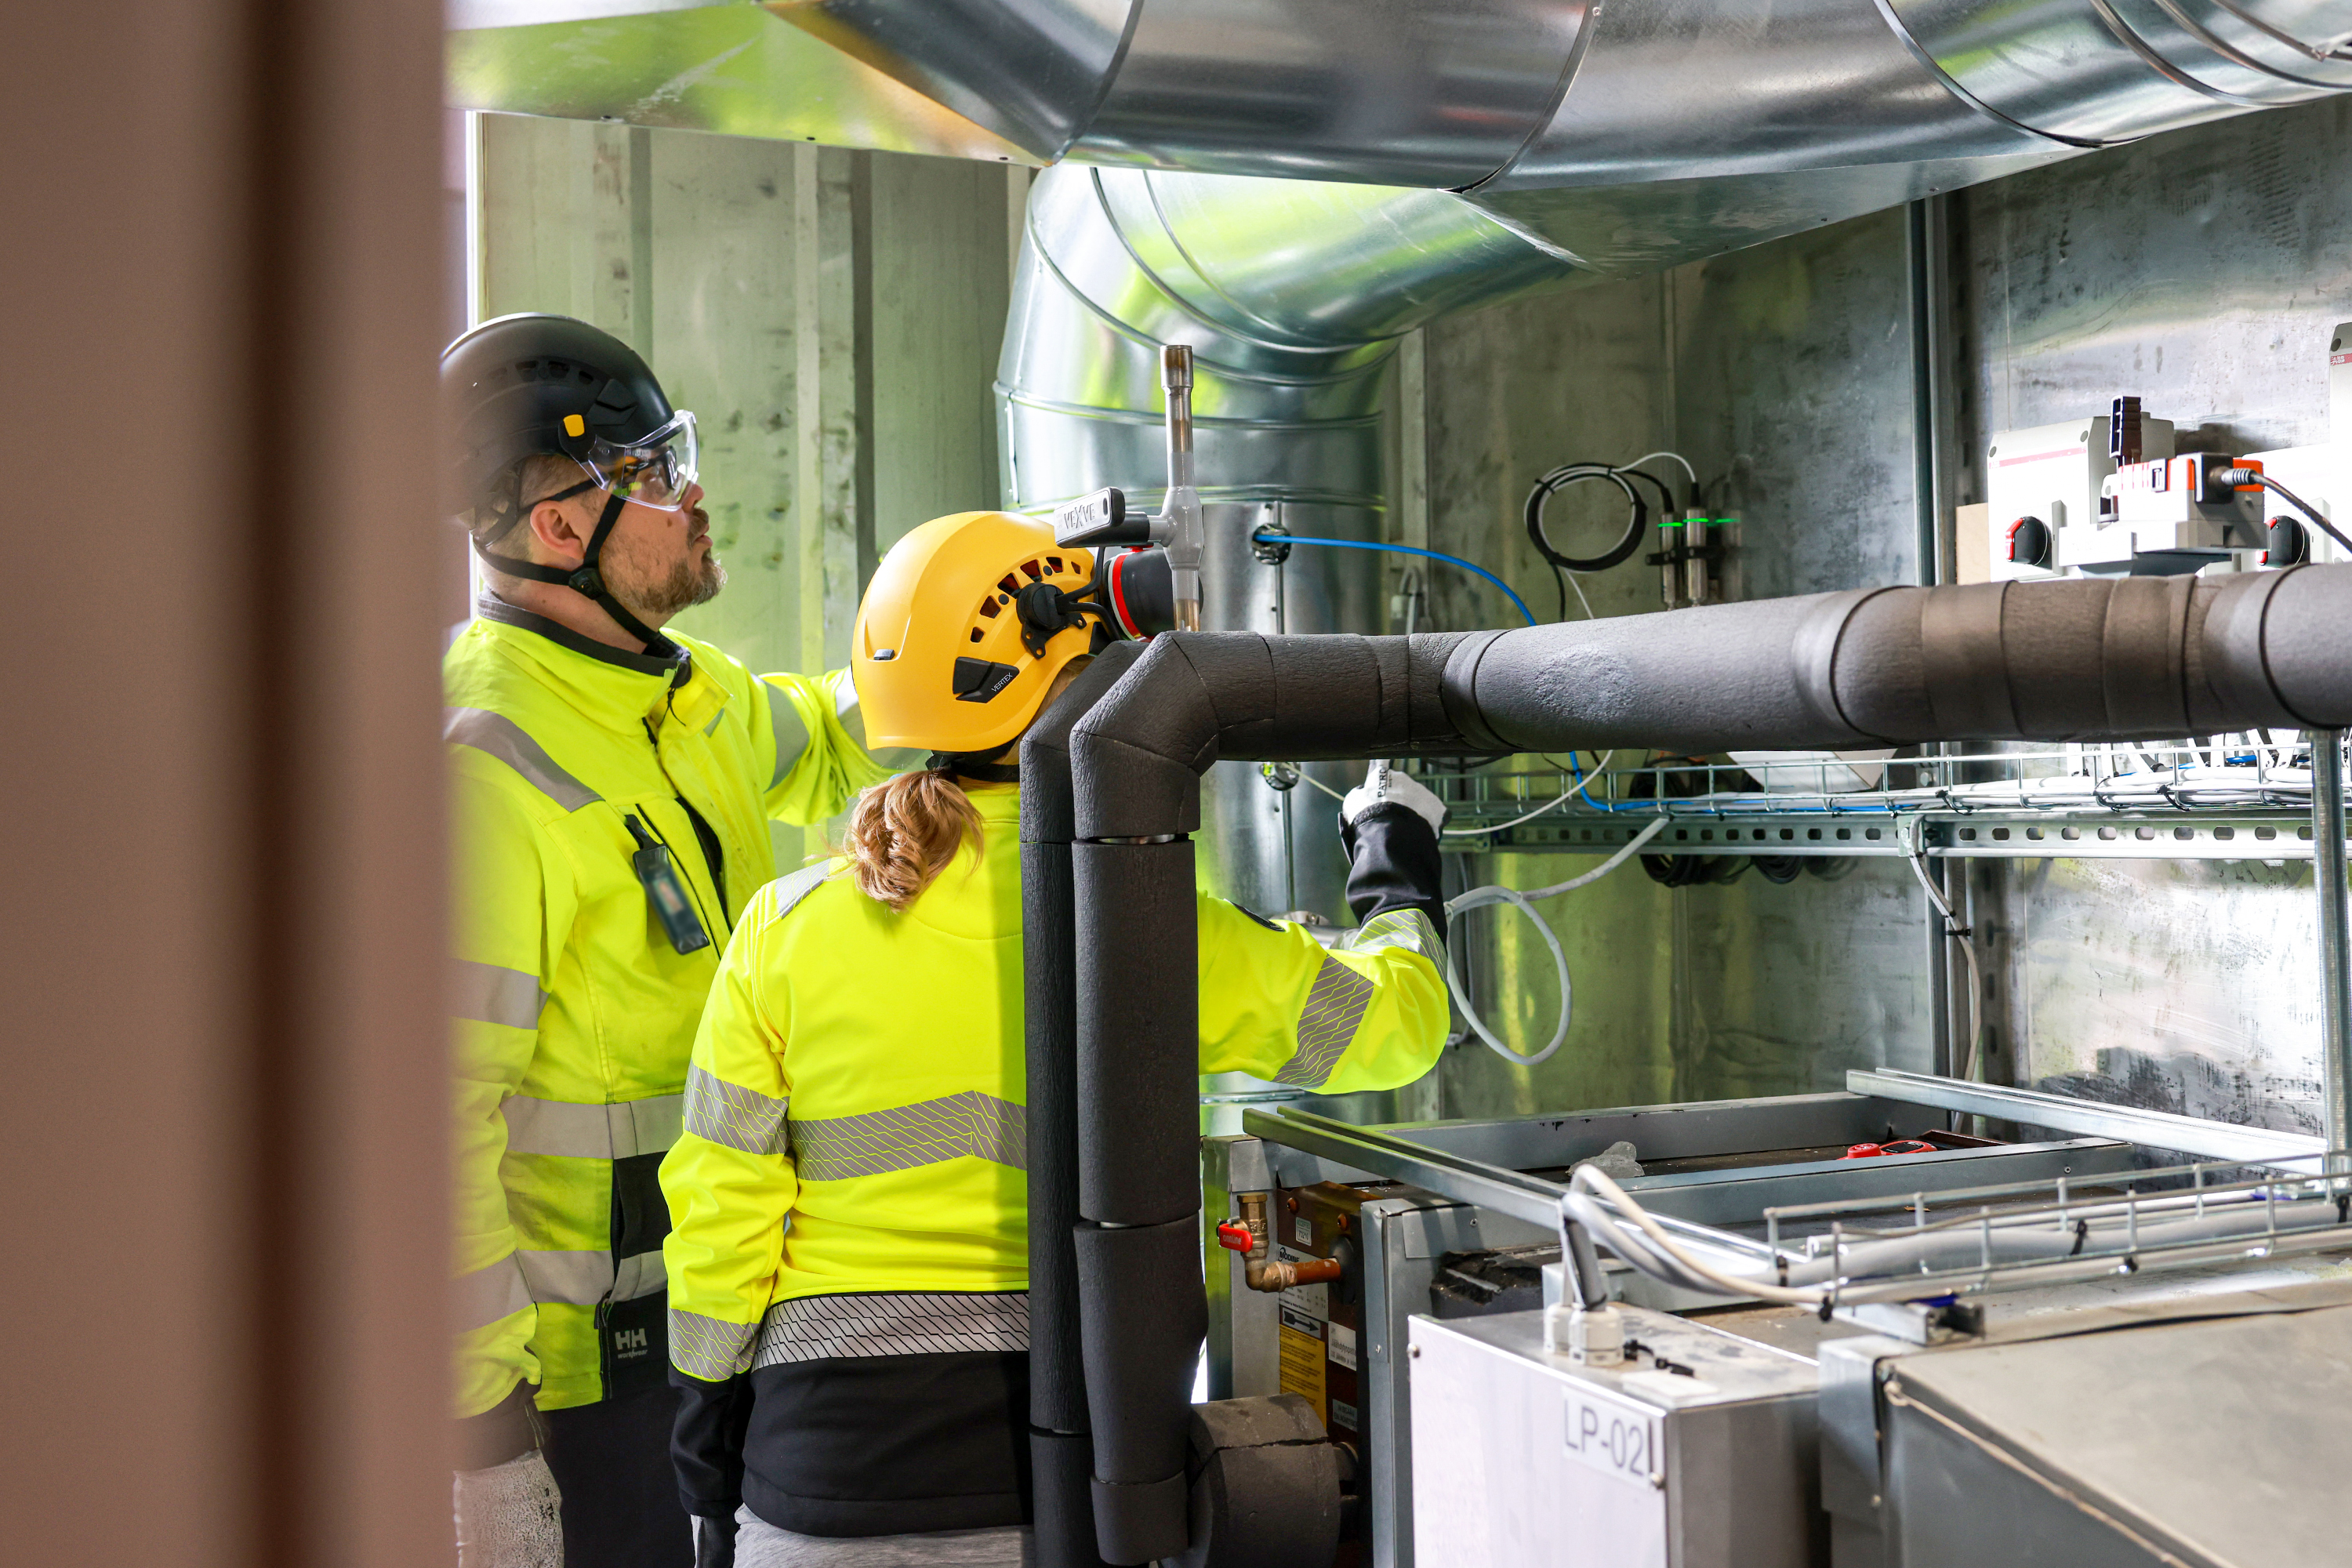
[481,489,680,659]
[928,740,1020,783]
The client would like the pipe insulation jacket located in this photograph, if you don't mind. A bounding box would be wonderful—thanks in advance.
[1443,568,2352,756]
[1019,644,1143,1568]
[1047,563,2352,1564]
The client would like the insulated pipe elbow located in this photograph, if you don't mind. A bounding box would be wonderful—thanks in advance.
[1068,630,1479,840]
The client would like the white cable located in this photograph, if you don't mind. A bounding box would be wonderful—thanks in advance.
[1567,1165,1823,1304]
[1621,450,1700,490]
[1560,568,1598,621]
[1900,820,1982,1084]
[1440,786,1580,837]
[1290,769,1348,804]
[1436,817,1668,1069]
[1514,814,1670,898]
[1441,884,1572,1067]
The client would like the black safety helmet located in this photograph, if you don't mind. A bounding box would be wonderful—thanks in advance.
[442,313,697,655]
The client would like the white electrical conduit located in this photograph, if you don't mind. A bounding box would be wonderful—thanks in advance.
[1899,816,1984,1083]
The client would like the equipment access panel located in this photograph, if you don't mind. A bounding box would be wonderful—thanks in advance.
[1407,1309,1823,1568]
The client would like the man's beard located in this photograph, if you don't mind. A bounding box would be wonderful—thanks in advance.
[612,505,726,619]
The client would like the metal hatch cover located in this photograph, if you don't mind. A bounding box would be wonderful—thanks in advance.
[1880,1303,2352,1568]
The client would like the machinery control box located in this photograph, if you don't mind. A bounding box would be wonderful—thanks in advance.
[1408,1308,1822,1568]
[1984,409,2176,578]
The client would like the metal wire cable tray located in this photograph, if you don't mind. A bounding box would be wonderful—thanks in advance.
[1751,1148,2352,1310]
[1406,731,2343,858]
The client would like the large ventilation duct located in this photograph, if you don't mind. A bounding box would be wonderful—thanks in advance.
[1000,165,1567,929]
[781,0,2352,265]
[1029,564,2352,1566]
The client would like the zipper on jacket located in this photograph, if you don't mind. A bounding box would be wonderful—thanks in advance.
[644,715,731,927]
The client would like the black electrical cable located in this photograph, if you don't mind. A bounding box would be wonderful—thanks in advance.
[2242,470,2352,557]
[1524,466,1650,604]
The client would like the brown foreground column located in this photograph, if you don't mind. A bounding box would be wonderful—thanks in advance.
[4,0,448,1563]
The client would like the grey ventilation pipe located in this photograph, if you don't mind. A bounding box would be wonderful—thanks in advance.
[1029,563,2352,1565]
[789,0,2352,268]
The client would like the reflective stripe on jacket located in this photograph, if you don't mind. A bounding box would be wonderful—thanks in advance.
[657,781,1448,1385]
[447,596,904,1417]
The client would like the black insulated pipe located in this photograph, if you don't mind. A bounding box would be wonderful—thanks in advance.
[1061,564,2352,1564]
[1066,631,1472,1564]
[1443,568,2352,754]
[1021,644,1142,1568]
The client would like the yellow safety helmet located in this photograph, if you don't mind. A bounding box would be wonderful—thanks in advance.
[852,511,1102,755]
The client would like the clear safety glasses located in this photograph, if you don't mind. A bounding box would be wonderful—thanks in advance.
[535,409,701,513]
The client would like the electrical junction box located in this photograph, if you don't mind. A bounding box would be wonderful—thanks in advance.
[2096,452,2266,549]
[1408,1308,1822,1568]
[1984,413,2173,579]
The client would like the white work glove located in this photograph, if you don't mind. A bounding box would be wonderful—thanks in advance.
[1340,760,1447,836]
[453,1450,564,1568]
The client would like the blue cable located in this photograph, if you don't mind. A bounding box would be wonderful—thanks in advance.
[1255,532,1537,626]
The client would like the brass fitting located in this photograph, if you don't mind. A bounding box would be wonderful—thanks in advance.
[1227,1191,1343,1293]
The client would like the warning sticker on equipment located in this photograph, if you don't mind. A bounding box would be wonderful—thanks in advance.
[1277,1323,1327,1416]
[1327,1322,1359,1371]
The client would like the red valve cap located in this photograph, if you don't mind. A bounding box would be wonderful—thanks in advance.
[1215,1222,1254,1253]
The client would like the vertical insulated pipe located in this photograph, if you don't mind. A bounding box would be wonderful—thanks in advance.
[2315,732,2352,1162]
[1021,645,1141,1568]
[1073,835,1207,1563]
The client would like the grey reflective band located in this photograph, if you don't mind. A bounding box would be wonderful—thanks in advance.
[445,707,601,811]
[789,1091,1026,1181]
[766,680,810,789]
[452,959,547,1031]
[684,1065,789,1156]
[1341,908,1445,968]
[503,1093,684,1160]
[1273,952,1378,1087]
[451,1252,532,1334]
[670,1306,760,1382]
[516,1247,667,1306]
[751,1290,1029,1367]
[754,861,833,927]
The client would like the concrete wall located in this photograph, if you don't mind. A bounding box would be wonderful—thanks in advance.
[474,114,1024,863]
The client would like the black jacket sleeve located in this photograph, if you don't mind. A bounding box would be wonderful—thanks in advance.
[1339,802,1446,941]
[672,1367,757,1521]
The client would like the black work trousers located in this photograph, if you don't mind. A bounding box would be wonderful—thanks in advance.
[541,1384,694,1568]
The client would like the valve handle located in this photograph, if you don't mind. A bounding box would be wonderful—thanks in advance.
[1215,1221,1255,1253]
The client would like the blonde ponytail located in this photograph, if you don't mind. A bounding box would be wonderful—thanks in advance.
[844,764,985,913]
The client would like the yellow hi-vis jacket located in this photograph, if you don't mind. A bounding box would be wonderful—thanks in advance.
[446,596,903,1417]
[657,781,1447,1386]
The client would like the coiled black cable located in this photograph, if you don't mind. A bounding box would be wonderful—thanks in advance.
[1524,463,1649,603]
